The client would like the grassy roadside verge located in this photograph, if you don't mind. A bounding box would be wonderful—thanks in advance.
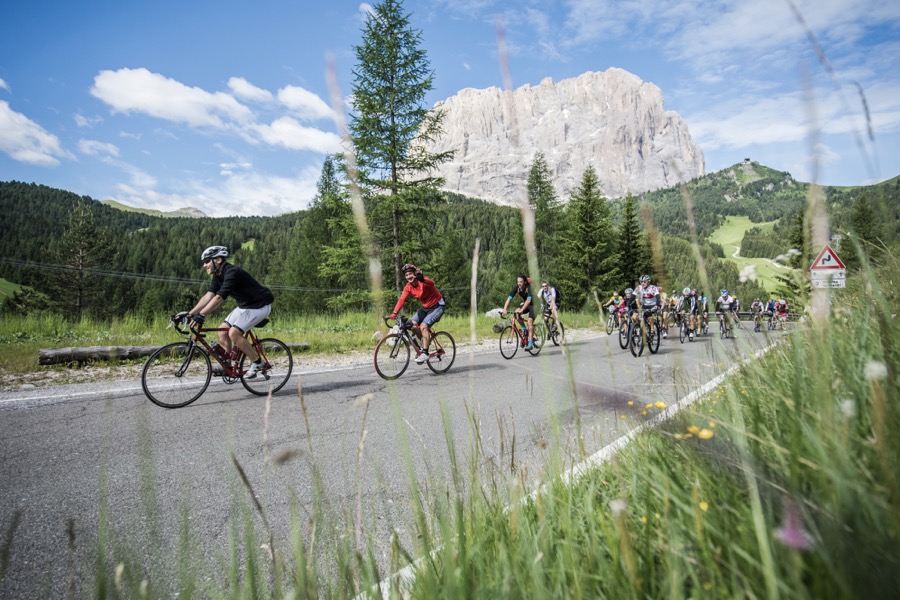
[401,265,899,598]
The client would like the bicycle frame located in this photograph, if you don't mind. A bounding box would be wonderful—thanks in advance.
[184,323,268,378]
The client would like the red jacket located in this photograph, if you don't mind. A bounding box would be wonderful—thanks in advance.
[392,276,443,314]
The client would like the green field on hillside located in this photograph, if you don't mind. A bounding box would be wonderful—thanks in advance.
[708,215,793,294]
[0,277,22,300]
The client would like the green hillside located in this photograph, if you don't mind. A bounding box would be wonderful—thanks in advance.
[99,199,207,218]
[708,216,791,293]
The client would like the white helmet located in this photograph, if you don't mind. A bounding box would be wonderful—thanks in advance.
[683,287,691,295]
[201,246,228,263]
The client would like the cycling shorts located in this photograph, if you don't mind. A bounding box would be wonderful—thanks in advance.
[225,304,272,333]
[412,304,444,328]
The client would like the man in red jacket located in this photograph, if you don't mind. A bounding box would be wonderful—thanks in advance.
[389,263,446,364]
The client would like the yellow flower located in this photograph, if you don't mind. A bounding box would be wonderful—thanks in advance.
[708,421,716,427]
[645,403,653,409]
[698,429,714,439]
[699,502,709,512]
[640,516,648,523]
[627,401,634,406]
[655,401,667,409]
[687,425,700,434]
[640,410,648,416]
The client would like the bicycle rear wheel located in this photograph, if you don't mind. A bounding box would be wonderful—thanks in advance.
[529,322,546,355]
[499,326,518,359]
[551,321,565,346]
[374,334,410,380]
[240,338,294,396]
[426,331,456,374]
[142,342,211,408]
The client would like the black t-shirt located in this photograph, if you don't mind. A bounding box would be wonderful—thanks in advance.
[210,263,274,309]
[509,285,533,304]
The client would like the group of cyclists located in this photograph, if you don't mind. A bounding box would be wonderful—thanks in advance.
[183,246,791,376]
[601,278,792,342]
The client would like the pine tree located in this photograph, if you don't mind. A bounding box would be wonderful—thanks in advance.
[527,152,562,277]
[556,166,617,308]
[617,193,652,289]
[43,200,117,319]
[844,192,884,269]
[350,0,454,291]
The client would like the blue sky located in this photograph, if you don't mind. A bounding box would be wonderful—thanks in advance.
[2,0,898,217]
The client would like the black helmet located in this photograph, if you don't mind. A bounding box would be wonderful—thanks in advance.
[201,246,228,263]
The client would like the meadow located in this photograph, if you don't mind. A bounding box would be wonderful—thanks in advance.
[708,215,791,293]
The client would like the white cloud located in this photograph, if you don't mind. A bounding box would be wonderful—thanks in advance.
[227,77,274,103]
[253,117,342,152]
[78,139,120,157]
[0,101,71,166]
[0,78,10,93]
[74,113,103,128]
[111,165,321,217]
[277,85,334,120]
[91,68,253,129]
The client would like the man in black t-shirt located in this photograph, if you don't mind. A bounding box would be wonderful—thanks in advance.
[184,246,275,378]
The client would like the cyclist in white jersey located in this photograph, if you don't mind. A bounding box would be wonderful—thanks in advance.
[636,274,665,338]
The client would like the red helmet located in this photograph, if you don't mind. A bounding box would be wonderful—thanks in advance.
[402,263,417,273]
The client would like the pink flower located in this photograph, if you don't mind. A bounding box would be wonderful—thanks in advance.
[774,498,813,551]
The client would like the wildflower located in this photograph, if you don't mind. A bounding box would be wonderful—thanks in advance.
[645,403,653,409]
[698,429,714,440]
[709,421,716,427]
[640,516,648,523]
[699,502,709,512]
[640,410,648,416]
[687,425,700,434]
[609,499,628,517]
[774,498,813,551]
[627,400,634,406]
[655,401,667,409]
[838,399,856,419]
[619,415,627,420]
[865,361,888,382]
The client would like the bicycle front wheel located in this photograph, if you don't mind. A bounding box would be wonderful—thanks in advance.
[648,320,661,354]
[618,321,630,350]
[606,315,615,335]
[141,342,211,408]
[630,324,644,357]
[499,326,518,359]
[426,331,456,374]
[529,322,546,355]
[374,334,410,380]
[241,338,294,396]
[679,320,687,343]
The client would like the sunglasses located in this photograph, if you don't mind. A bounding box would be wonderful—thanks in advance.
[203,259,212,265]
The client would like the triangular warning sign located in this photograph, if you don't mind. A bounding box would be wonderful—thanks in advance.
[810,244,846,270]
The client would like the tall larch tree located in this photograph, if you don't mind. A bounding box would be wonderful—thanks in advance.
[350,0,454,290]
[527,152,562,277]
[617,193,652,289]
[556,166,617,308]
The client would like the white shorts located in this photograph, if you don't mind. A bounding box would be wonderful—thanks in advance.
[224,304,272,333]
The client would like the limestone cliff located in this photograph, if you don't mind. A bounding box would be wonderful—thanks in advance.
[418,68,704,204]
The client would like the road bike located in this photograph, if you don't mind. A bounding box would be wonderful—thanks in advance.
[605,306,620,335]
[543,309,565,346]
[142,314,294,408]
[679,312,696,343]
[374,315,456,380]
[630,308,661,357]
[497,313,545,359]
[717,312,734,339]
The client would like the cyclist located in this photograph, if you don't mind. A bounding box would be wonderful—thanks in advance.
[677,287,699,340]
[622,287,639,329]
[697,289,709,333]
[502,275,536,350]
[184,246,274,378]
[603,290,624,328]
[750,298,764,331]
[776,298,790,329]
[389,263,446,364]
[539,281,562,335]
[635,274,664,337]
[715,289,737,333]
[660,289,670,337]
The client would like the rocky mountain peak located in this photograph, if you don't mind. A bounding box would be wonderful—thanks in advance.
[419,68,705,205]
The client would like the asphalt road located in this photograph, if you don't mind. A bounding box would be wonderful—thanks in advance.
[0,325,774,598]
